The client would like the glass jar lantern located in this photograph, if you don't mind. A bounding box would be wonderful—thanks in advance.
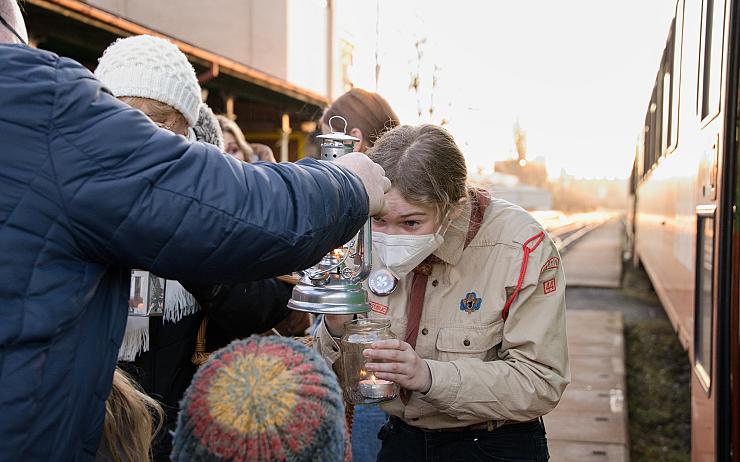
[341,318,400,404]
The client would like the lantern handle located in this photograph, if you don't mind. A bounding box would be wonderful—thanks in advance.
[328,115,349,134]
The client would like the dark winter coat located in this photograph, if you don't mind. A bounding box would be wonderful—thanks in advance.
[0,44,367,461]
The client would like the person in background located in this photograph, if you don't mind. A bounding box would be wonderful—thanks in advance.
[217,115,277,163]
[94,34,298,461]
[97,368,164,462]
[320,88,399,152]
[319,125,568,462]
[172,335,349,462]
[0,0,391,459]
[318,87,400,462]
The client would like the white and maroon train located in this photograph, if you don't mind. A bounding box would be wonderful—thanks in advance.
[629,0,740,459]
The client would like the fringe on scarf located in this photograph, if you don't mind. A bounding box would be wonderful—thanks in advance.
[163,280,200,323]
[118,276,201,361]
[118,316,150,362]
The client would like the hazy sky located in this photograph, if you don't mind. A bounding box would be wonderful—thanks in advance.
[359,0,678,179]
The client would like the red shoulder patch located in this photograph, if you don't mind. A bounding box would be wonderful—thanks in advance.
[369,301,389,315]
[543,278,557,295]
[541,256,560,273]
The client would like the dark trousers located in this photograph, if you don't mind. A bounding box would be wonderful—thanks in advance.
[376,417,549,462]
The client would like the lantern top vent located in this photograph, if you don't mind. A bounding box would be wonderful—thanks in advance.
[317,115,360,144]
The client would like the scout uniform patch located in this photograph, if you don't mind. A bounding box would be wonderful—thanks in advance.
[369,301,389,315]
[540,256,560,295]
[460,292,482,314]
[541,256,560,273]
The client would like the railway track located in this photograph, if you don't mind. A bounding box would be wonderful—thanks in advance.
[534,211,615,252]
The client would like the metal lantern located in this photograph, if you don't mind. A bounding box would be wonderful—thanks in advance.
[287,116,372,314]
[128,270,166,316]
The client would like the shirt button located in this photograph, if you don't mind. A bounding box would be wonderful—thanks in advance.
[432,280,439,287]
[463,339,471,347]
[421,328,429,335]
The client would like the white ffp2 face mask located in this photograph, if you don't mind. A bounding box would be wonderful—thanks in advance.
[372,230,444,279]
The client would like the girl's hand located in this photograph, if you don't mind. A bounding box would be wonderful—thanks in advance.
[324,314,354,337]
[363,339,432,393]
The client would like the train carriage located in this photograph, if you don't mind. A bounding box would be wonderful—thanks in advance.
[630,0,740,459]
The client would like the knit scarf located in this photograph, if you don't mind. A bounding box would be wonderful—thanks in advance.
[118,103,224,362]
[118,280,201,361]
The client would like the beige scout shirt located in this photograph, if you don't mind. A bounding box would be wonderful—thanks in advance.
[316,197,570,429]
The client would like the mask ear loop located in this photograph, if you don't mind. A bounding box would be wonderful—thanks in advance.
[435,210,453,237]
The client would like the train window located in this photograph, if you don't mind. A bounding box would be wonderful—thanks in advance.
[695,207,715,392]
[669,1,685,151]
[661,21,675,156]
[662,69,672,154]
[698,0,725,123]
[640,124,648,180]
[655,74,664,162]
[648,89,657,169]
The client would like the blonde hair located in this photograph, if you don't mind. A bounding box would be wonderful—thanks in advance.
[368,124,468,220]
[119,96,188,128]
[216,115,255,160]
[101,368,164,462]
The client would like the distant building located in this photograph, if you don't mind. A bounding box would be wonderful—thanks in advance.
[24,0,335,161]
[469,172,552,211]
[494,122,549,188]
[494,159,549,188]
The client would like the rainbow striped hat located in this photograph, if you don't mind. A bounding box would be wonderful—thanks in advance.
[172,335,347,462]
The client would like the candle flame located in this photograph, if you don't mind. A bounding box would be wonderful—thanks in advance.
[370,374,377,384]
[331,248,345,259]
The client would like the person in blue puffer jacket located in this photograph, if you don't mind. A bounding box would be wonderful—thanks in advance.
[0,2,391,460]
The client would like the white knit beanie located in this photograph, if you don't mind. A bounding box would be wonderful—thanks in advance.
[95,35,201,127]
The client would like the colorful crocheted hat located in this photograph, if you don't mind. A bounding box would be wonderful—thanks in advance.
[172,335,347,462]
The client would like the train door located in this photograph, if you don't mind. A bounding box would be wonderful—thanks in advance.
[716,0,740,459]
[725,133,740,461]
[721,0,740,458]
[693,0,729,460]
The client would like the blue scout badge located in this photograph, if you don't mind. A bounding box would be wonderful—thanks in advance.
[460,292,482,314]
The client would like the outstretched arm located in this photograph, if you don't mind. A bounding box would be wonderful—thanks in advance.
[51,56,369,283]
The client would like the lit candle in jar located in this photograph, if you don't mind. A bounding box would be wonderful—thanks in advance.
[359,373,395,399]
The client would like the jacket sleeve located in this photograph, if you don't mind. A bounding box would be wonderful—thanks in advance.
[49,57,368,283]
[421,232,570,422]
[183,279,293,337]
[314,315,343,365]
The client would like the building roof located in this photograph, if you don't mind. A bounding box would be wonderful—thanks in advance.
[25,0,328,110]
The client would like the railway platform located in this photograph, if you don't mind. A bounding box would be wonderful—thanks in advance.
[544,219,630,461]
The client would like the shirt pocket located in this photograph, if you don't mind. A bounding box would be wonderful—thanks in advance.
[435,319,504,361]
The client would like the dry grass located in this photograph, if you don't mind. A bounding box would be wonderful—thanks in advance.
[624,313,691,461]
